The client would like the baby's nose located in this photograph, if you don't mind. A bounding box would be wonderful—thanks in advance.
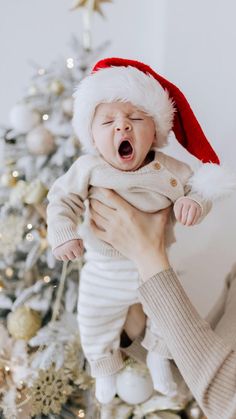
[115,119,132,132]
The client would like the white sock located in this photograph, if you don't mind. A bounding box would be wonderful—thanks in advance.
[95,374,117,404]
[147,351,177,397]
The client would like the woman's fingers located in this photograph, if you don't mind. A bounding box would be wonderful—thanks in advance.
[90,198,114,221]
[90,219,108,242]
[90,206,108,231]
[99,188,134,213]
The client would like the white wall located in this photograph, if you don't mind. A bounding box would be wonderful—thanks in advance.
[0,0,166,125]
[0,0,236,315]
[163,0,236,315]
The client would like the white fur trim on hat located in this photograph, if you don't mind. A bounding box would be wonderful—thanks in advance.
[72,66,175,153]
[188,163,236,201]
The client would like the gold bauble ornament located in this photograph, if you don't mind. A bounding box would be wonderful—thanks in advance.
[49,80,65,95]
[0,171,18,187]
[24,179,48,205]
[7,306,42,340]
[62,97,74,117]
[0,368,5,386]
[71,0,112,16]
[9,180,27,204]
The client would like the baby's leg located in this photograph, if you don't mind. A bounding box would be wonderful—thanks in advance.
[78,252,139,403]
[142,319,177,396]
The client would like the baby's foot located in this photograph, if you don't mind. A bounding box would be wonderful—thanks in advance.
[95,374,117,404]
[147,351,177,397]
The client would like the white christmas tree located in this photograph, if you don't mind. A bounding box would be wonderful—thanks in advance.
[0,1,201,418]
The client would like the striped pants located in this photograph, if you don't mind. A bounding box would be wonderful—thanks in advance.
[77,250,171,377]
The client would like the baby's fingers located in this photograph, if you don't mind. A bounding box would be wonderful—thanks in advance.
[186,206,197,226]
[181,204,191,225]
[191,206,202,226]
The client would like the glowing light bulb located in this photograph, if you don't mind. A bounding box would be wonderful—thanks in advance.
[67,58,74,69]
[26,233,34,241]
[5,268,14,278]
[38,68,46,75]
[43,276,51,283]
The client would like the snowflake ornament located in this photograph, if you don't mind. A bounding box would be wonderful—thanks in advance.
[30,365,73,416]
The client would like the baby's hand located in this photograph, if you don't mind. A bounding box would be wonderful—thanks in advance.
[53,239,84,261]
[174,198,202,226]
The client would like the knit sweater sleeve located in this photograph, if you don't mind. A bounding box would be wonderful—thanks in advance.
[138,269,236,419]
[157,152,212,221]
[46,155,93,250]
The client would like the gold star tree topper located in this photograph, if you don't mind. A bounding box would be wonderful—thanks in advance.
[71,0,113,16]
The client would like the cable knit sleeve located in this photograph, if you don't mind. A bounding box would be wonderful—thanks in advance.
[46,155,93,250]
[138,268,236,419]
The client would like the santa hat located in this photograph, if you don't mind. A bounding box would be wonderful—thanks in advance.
[73,57,236,200]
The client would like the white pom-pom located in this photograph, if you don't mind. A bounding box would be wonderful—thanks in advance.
[188,163,236,201]
[9,103,40,133]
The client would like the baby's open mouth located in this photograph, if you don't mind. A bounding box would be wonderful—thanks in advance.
[118,140,134,159]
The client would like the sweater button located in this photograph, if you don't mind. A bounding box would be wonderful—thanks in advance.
[170,178,177,187]
[154,162,161,170]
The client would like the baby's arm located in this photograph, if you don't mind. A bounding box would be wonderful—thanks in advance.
[174,196,202,226]
[53,239,84,261]
[174,179,212,226]
[157,152,212,226]
[47,156,91,259]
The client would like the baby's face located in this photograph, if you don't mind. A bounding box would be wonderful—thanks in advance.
[91,102,156,171]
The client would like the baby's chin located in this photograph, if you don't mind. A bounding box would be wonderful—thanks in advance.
[109,157,141,172]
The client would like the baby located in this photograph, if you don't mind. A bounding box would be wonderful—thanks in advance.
[47,58,229,404]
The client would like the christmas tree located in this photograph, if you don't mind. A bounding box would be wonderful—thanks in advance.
[0,1,204,418]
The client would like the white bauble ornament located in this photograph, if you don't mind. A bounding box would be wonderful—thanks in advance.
[116,362,154,405]
[151,413,181,419]
[186,401,204,419]
[26,125,55,155]
[9,103,40,133]
[62,97,74,117]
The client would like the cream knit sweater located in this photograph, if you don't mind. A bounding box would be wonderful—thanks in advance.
[47,149,211,253]
[136,266,236,419]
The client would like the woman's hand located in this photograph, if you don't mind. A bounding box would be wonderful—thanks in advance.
[90,189,170,281]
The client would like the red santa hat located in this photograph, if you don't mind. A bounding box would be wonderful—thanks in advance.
[73,57,236,200]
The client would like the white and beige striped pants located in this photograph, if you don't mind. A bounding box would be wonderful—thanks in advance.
[77,250,171,377]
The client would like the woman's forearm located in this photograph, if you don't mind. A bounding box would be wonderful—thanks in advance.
[138,268,236,419]
[135,243,170,281]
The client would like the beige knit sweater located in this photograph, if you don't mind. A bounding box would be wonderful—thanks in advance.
[47,149,211,253]
[136,266,236,419]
